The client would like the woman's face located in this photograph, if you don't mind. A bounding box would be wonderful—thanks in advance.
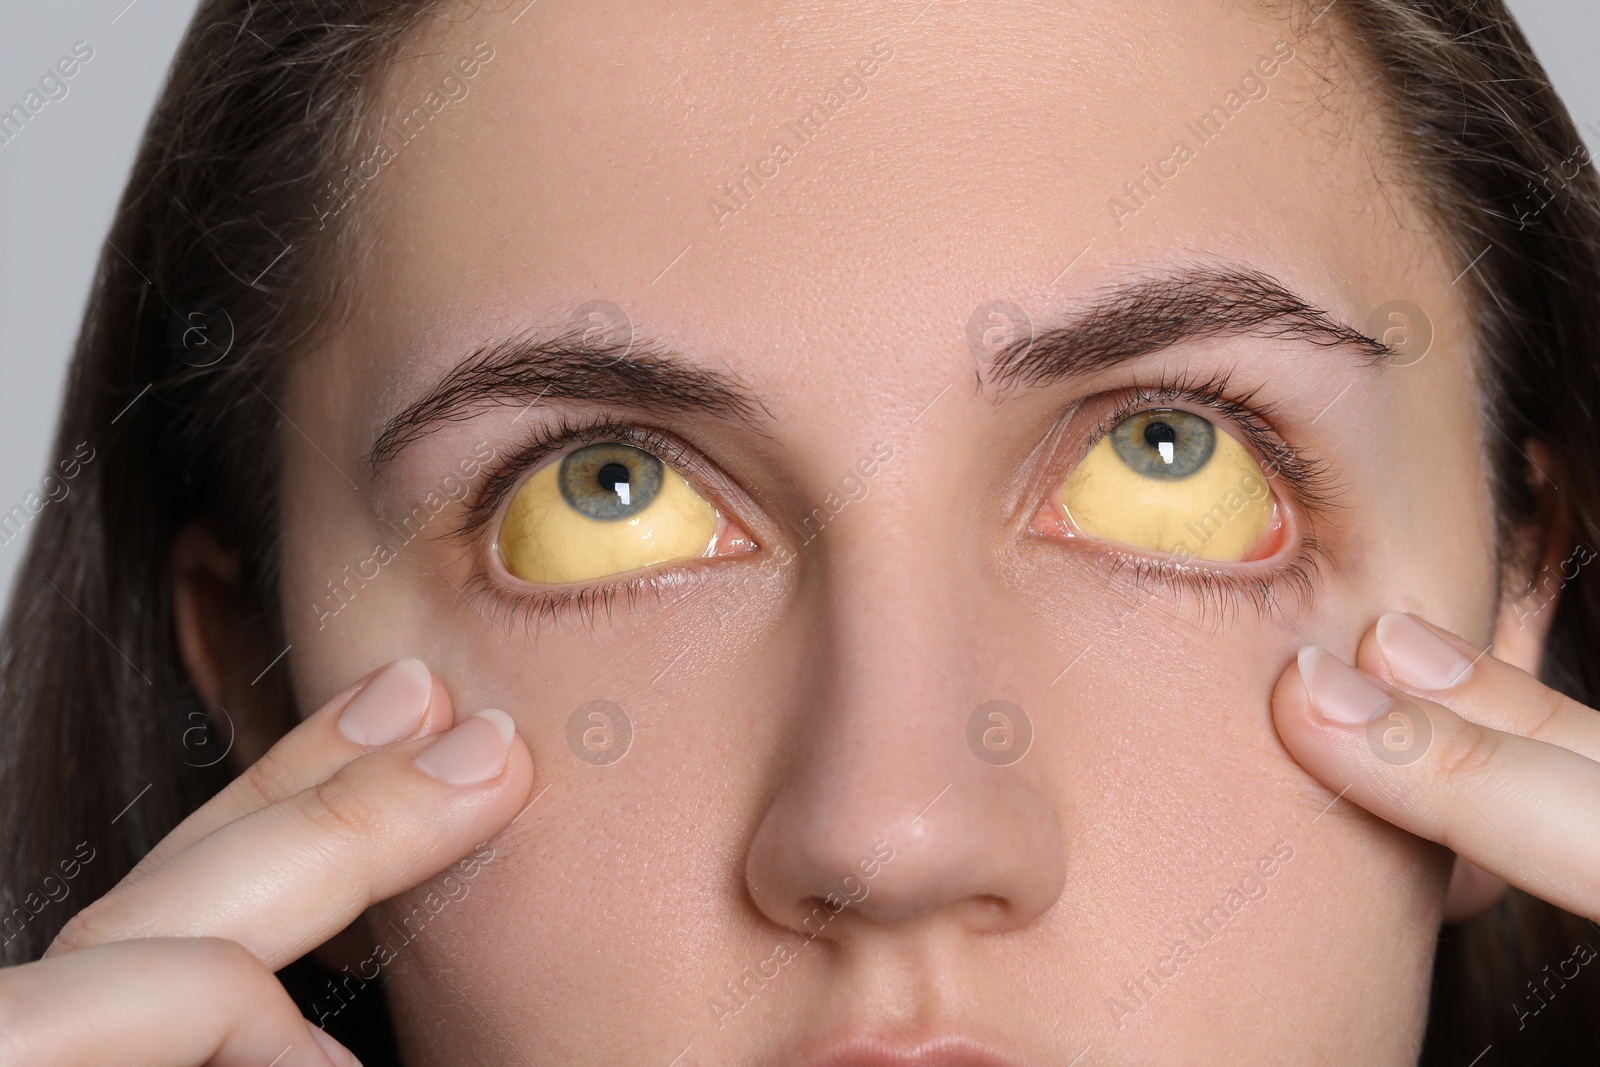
[274,1,1497,1062]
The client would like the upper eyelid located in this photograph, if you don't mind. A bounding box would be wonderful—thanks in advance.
[447,418,709,543]
[1102,398,1279,478]
[1081,379,1323,497]
[453,379,1329,550]
[1088,374,1276,451]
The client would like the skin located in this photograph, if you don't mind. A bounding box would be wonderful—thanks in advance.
[5,0,1596,1065]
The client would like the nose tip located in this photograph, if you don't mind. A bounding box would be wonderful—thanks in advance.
[744,762,1068,942]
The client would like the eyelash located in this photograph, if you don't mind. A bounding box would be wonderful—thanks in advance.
[449,413,718,632]
[451,371,1340,631]
[1067,369,1343,623]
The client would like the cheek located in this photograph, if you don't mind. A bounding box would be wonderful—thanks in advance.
[1026,621,1445,1044]
[374,592,808,1058]
[1300,355,1497,653]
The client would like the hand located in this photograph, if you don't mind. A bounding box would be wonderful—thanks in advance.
[0,659,535,1066]
[1272,612,1600,920]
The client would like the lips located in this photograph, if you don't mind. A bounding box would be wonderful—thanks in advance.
[787,1033,1030,1067]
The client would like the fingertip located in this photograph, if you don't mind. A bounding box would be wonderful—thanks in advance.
[1442,854,1510,922]
[418,661,458,735]
[413,708,521,786]
[388,658,431,699]
[476,707,516,747]
[307,1020,362,1067]
[337,659,436,747]
[1271,647,1318,733]
[1295,646,1318,692]
[1349,612,1481,693]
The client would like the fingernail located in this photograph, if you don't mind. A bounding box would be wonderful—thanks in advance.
[1375,613,1475,690]
[414,709,516,784]
[338,659,432,747]
[1297,646,1391,724]
[307,1021,362,1067]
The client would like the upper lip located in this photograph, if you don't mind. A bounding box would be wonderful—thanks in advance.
[788,1033,1029,1067]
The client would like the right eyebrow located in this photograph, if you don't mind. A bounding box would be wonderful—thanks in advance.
[367,333,764,471]
[987,266,1392,393]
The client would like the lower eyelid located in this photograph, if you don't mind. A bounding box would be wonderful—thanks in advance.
[462,565,700,634]
[1030,486,1326,623]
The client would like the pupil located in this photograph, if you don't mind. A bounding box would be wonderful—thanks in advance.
[1144,421,1176,449]
[597,462,631,493]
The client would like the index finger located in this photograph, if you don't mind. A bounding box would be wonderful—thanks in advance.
[50,708,535,969]
[128,657,454,881]
[1357,612,1600,763]
[1273,645,1600,920]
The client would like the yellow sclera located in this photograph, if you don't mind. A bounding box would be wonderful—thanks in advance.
[498,450,717,585]
[1058,419,1272,562]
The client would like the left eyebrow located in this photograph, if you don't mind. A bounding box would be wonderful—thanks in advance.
[368,332,763,471]
[988,266,1391,392]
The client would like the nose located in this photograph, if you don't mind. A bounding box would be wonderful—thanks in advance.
[743,559,1068,941]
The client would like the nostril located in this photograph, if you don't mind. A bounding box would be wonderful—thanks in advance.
[969,894,1012,927]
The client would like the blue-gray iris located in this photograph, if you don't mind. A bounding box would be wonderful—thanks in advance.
[1109,409,1215,479]
[559,443,663,520]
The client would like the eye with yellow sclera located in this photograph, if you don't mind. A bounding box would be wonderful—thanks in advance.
[1050,407,1286,564]
[494,442,730,586]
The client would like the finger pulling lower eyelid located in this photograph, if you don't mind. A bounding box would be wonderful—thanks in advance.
[414,708,515,784]
[336,658,433,747]
[1298,646,1392,725]
[1375,613,1476,690]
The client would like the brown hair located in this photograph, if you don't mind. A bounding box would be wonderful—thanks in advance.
[1,0,1596,1062]
[0,0,441,1055]
[1323,3,1600,1061]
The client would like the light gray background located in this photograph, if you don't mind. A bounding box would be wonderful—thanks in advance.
[0,0,1595,610]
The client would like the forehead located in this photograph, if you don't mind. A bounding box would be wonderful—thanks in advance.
[331,0,1444,407]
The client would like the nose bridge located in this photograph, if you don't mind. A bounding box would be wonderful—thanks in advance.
[742,522,1068,941]
[803,558,966,844]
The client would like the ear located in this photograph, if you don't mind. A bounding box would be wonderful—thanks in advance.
[170,521,291,774]
[1445,440,1570,922]
[1491,444,1568,684]
[1489,440,1571,679]
[172,523,379,971]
